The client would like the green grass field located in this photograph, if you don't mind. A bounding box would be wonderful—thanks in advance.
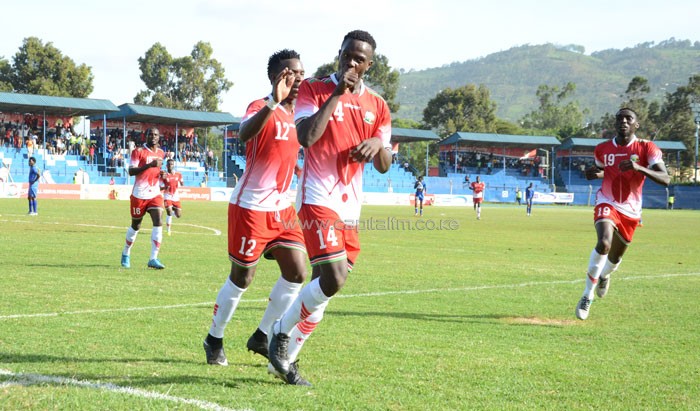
[0,199,698,410]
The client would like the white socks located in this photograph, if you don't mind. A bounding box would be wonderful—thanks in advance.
[584,249,607,299]
[150,226,163,260]
[209,278,246,339]
[122,226,138,256]
[258,277,302,336]
[600,258,621,279]
[278,277,331,335]
[287,301,327,362]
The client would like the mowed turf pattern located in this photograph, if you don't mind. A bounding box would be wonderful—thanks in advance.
[0,198,698,410]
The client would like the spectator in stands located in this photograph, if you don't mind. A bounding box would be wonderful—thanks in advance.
[202,50,310,382]
[120,128,166,270]
[525,183,534,216]
[574,108,670,321]
[27,156,40,215]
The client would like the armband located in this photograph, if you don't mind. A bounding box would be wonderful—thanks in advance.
[266,98,279,111]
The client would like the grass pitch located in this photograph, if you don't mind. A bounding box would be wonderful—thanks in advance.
[0,199,698,410]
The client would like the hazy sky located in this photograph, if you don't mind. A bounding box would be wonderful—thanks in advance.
[3,0,698,117]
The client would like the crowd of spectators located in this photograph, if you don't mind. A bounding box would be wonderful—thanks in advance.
[439,151,546,178]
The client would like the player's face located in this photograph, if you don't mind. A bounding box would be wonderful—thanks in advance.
[147,130,160,147]
[28,158,35,166]
[338,39,374,79]
[167,161,174,172]
[615,110,638,138]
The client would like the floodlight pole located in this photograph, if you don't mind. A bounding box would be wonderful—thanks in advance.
[691,102,700,186]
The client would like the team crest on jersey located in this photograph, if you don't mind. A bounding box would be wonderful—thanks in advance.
[363,111,376,125]
[630,154,640,163]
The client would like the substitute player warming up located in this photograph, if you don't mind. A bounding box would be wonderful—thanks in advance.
[575,108,669,320]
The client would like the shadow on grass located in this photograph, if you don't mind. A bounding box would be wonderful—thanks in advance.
[331,311,576,327]
[25,263,113,269]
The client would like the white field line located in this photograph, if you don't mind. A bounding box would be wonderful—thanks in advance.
[1,272,697,321]
[0,369,246,411]
[0,218,221,236]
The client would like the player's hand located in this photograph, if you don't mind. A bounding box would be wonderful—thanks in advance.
[151,158,163,169]
[618,159,638,172]
[335,66,359,95]
[272,67,295,103]
[350,137,382,163]
[585,165,602,180]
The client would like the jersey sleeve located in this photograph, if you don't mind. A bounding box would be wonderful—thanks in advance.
[130,148,141,168]
[294,79,318,124]
[593,144,605,168]
[241,99,266,125]
[375,102,392,149]
[646,141,664,167]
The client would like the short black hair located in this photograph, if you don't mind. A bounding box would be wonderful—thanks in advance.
[616,107,638,118]
[267,49,301,78]
[342,30,376,51]
[29,156,36,162]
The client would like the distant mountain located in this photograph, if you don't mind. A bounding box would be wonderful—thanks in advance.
[395,38,700,124]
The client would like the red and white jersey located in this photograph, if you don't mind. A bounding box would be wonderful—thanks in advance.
[470,181,485,199]
[594,135,663,218]
[230,96,300,211]
[162,171,183,201]
[130,145,165,199]
[295,74,392,222]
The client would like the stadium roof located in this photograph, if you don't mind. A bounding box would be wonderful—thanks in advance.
[0,91,119,117]
[559,137,686,152]
[439,132,560,149]
[89,103,237,127]
[391,127,440,143]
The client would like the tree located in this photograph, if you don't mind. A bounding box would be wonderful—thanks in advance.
[520,82,586,139]
[422,84,498,137]
[620,76,660,137]
[0,37,93,97]
[656,74,700,168]
[135,42,232,112]
[313,53,401,112]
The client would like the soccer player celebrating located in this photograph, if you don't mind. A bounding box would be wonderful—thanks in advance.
[268,30,392,385]
[414,176,426,216]
[468,175,485,219]
[120,128,166,270]
[202,50,311,385]
[575,108,669,320]
[161,159,184,236]
[27,156,40,215]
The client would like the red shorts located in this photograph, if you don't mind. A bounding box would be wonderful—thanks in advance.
[298,204,360,271]
[165,199,182,210]
[130,195,164,219]
[228,204,306,268]
[594,203,639,244]
[473,197,483,204]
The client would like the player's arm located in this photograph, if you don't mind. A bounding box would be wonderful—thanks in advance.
[297,69,359,148]
[619,160,670,186]
[129,159,161,176]
[239,68,294,143]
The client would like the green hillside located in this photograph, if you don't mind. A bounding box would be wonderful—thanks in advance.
[395,39,700,123]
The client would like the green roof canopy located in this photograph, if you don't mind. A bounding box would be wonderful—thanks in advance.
[0,91,119,116]
[439,132,560,149]
[90,103,237,127]
[391,127,440,143]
